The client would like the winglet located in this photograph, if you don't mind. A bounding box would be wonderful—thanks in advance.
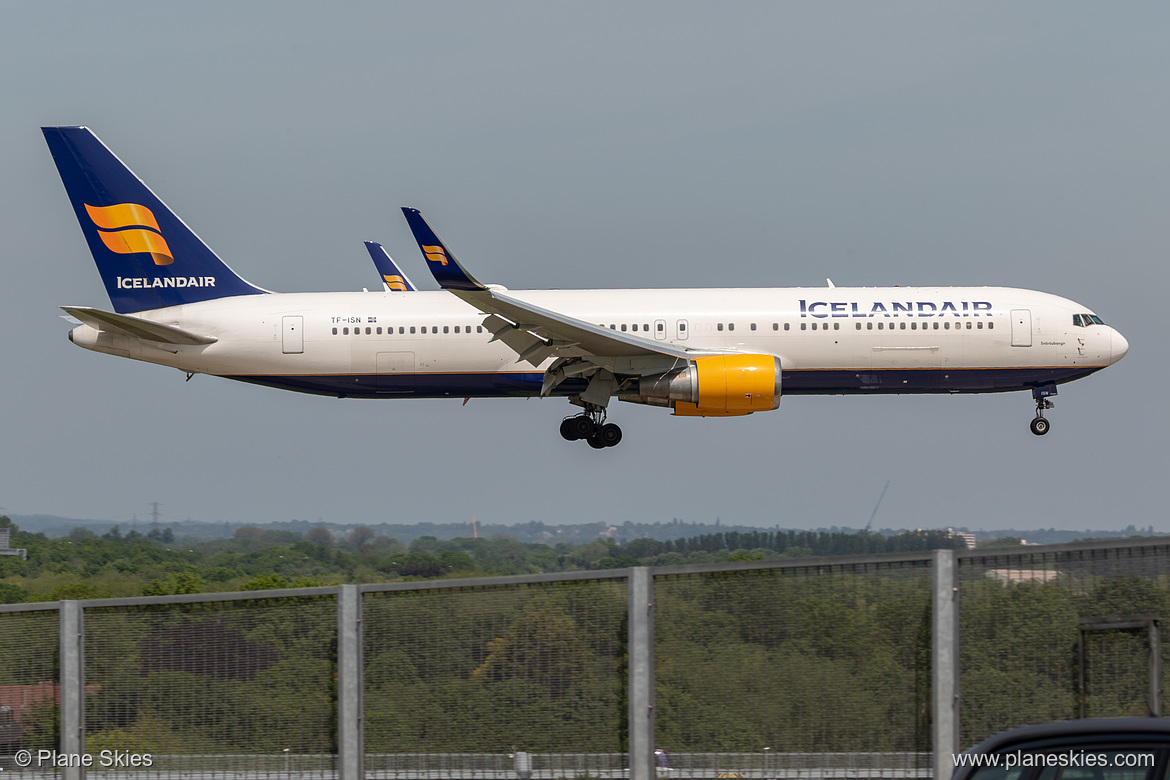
[400,208,486,292]
[364,241,417,291]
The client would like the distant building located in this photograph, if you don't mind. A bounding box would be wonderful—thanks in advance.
[947,529,977,549]
[986,569,1061,584]
[0,528,26,561]
[0,682,100,723]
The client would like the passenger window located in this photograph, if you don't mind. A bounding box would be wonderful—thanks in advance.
[679,323,687,333]
[657,323,664,332]
[867,322,873,330]
[811,323,817,330]
[834,322,839,330]
[454,326,460,333]
[751,323,757,331]
[900,322,906,330]
[366,327,371,335]
[332,327,338,335]
[717,323,723,331]
[443,326,449,334]
[783,323,789,331]
[988,322,994,330]
[773,323,779,331]
[621,324,628,332]
[966,322,972,329]
[911,322,917,330]
[977,321,983,329]
[643,324,650,331]
[856,323,861,330]
[377,327,382,334]
[432,326,439,334]
[801,323,807,331]
[410,326,416,334]
[399,326,405,334]
[945,322,950,330]
[878,322,883,330]
[477,326,484,333]
[933,322,939,330]
[728,323,735,331]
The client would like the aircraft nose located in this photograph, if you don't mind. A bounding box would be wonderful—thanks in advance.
[1110,329,1129,364]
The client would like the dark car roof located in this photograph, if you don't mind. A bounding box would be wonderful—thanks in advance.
[954,718,1170,780]
[966,717,1170,755]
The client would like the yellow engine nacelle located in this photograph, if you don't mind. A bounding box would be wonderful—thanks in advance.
[637,354,782,417]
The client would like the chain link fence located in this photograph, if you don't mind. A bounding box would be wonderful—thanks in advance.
[0,540,1166,780]
[0,607,59,775]
[654,558,933,770]
[957,541,1170,747]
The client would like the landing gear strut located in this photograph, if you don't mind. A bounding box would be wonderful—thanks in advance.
[560,403,623,448]
[1030,385,1056,436]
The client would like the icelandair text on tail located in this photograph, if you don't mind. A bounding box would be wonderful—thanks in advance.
[954,751,1154,770]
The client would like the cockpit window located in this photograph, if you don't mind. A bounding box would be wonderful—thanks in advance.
[1089,314,1105,325]
[1073,315,1083,327]
[1074,313,1106,327]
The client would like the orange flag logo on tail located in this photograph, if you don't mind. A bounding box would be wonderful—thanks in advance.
[421,244,448,266]
[85,203,174,266]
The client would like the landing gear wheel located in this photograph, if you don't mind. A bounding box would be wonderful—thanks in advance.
[587,434,607,449]
[560,417,580,441]
[1030,417,1050,436]
[569,415,595,440]
[599,423,623,447]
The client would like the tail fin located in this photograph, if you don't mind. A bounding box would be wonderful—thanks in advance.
[43,126,266,313]
[363,241,417,291]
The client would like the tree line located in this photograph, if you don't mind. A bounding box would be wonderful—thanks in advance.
[0,516,969,602]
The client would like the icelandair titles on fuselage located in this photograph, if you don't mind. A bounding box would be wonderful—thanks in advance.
[799,299,993,318]
[116,276,216,289]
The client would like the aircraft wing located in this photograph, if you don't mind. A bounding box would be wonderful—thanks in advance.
[400,208,700,376]
[61,306,217,345]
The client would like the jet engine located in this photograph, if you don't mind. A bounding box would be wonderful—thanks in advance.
[636,354,782,416]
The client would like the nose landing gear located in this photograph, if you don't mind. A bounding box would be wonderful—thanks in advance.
[560,403,623,448]
[1029,384,1057,436]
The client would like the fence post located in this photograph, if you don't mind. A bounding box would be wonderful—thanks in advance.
[933,550,959,780]
[629,567,656,780]
[338,585,364,780]
[60,600,85,780]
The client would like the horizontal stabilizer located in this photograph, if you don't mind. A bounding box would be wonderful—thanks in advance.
[61,306,217,345]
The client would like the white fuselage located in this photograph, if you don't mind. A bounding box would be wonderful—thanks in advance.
[68,285,1128,401]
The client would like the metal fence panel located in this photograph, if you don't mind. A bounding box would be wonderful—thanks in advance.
[654,560,934,773]
[958,542,1170,747]
[0,608,59,776]
[362,577,629,774]
[82,595,339,779]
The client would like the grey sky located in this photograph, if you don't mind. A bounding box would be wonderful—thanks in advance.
[1,2,1166,533]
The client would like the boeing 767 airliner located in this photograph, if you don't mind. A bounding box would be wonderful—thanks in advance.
[44,127,1128,448]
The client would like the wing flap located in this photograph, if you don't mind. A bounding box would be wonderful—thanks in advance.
[61,306,217,345]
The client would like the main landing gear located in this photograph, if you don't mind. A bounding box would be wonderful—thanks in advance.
[1029,384,1056,436]
[560,404,623,449]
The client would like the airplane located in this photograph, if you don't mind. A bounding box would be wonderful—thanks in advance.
[44,126,1129,449]
[364,241,417,292]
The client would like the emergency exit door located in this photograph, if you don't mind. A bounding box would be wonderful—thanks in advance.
[282,316,304,354]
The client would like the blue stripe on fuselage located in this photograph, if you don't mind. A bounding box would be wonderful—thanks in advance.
[223,365,1104,400]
